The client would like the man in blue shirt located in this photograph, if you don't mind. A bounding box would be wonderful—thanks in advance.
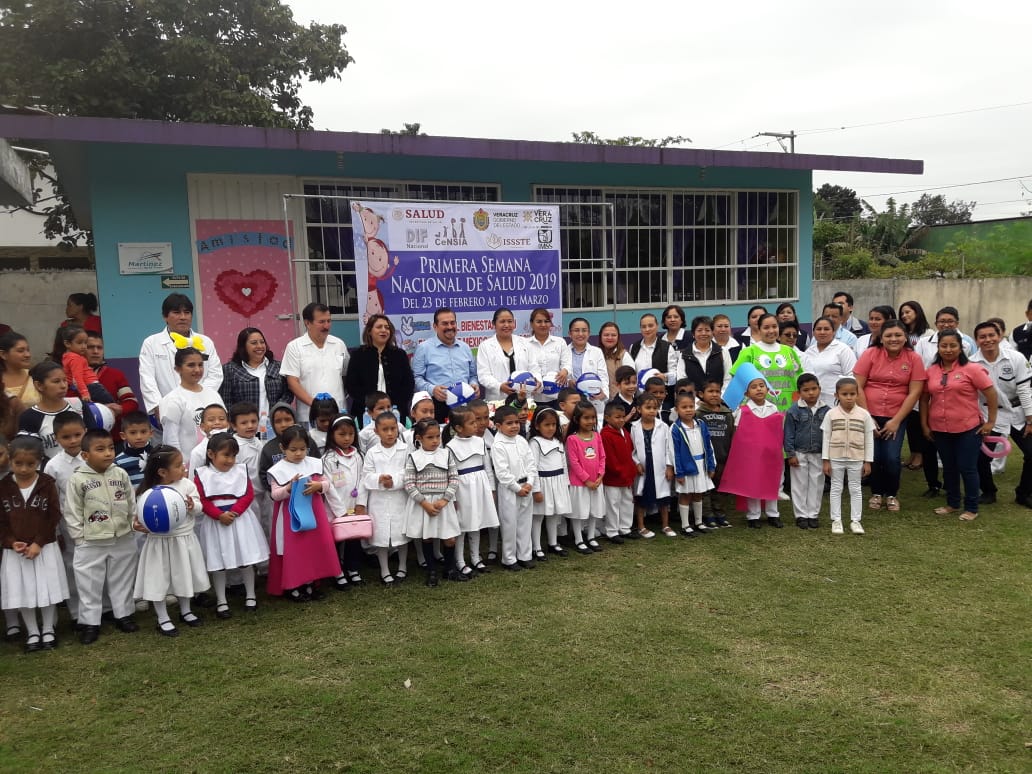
[823,302,858,350]
[412,307,479,421]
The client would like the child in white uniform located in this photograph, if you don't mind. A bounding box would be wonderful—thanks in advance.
[321,415,366,587]
[529,407,572,559]
[134,446,210,636]
[447,406,499,576]
[404,419,462,586]
[490,405,538,570]
[667,392,716,536]
[358,413,410,585]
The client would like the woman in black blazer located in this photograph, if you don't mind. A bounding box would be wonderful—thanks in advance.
[345,314,415,423]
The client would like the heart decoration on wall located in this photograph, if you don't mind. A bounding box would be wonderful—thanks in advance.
[215,269,278,317]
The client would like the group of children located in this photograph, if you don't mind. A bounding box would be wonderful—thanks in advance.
[1,343,876,655]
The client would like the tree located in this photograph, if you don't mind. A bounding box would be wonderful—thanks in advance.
[0,0,354,244]
[380,123,426,136]
[570,131,691,147]
[909,194,975,226]
[813,183,861,221]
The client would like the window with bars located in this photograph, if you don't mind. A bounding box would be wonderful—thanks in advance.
[534,186,798,310]
[302,181,501,315]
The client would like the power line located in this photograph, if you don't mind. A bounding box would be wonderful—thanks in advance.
[859,175,1032,198]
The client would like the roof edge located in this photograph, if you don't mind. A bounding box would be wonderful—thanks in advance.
[0,114,924,175]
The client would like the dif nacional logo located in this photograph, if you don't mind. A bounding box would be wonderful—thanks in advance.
[472,208,490,231]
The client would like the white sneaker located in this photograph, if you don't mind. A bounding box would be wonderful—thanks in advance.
[778,490,791,501]
[850,521,865,535]
[831,519,844,535]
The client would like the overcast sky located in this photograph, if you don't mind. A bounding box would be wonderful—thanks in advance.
[288,0,1032,220]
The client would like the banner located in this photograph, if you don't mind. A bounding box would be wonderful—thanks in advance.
[352,200,562,353]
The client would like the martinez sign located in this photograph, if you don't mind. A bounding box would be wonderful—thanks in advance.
[118,242,174,275]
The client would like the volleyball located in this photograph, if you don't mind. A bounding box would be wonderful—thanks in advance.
[445,382,476,407]
[576,372,604,397]
[137,485,188,534]
[637,368,662,391]
[83,402,115,432]
[508,371,537,389]
[540,371,560,397]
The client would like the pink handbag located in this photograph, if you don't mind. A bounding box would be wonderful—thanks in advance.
[330,512,373,542]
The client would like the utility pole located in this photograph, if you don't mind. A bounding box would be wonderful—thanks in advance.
[754,130,796,153]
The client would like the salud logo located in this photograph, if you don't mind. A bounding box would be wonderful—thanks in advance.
[472,208,490,231]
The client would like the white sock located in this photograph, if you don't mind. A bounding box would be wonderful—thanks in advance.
[413,540,425,565]
[488,526,499,552]
[212,570,228,605]
[569,519,584,544]
[545,515,559,546]
[40,604,56,633]
[531,514,544,552]
[178,596,192,616]
[468,531,482,565]
[19,608,39,637]
[396,543,409,574]
[153,600,170,624]
[433,538,444,562]
[454,533,466,569]
[691,501,703,524]
[241,566,256,598]
[376,547,391,577]
[586,517,597,541]
[679,504,693,530]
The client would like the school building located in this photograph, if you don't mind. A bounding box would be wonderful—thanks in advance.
[0,113,922,380]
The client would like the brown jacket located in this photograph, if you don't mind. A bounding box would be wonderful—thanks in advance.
[0,472,62,548]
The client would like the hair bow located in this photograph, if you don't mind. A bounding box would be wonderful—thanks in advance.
[169,331,206,352]
[314,392,333,401]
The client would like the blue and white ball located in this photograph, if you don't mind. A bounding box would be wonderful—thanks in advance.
[540,371,560,397]
[637,368,662,391]
[576,372,604,397]
[445,382,476,407]
[83,402,115,432]
[137,485,188,534]
[508,371,537,389]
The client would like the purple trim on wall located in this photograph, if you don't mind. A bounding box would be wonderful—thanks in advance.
[0,114,924,175]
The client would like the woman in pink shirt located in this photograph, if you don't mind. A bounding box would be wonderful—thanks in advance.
[854,320,926,512]
[919,330,997,521]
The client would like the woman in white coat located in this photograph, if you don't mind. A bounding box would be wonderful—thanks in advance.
[525,307,572,408]
[476,307,539,403]
[566,317,609,426]
[802,316,858,406]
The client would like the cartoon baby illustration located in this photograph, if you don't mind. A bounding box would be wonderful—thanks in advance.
[366,238,399,288]
[352,201,384,240]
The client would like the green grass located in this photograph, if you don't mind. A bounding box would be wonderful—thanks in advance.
[2,462,1030,773]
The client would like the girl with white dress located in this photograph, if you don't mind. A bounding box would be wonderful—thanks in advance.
[158,348,225,465]
[446,406,499,576]
[194,434,270,617]
[529,408,572,559]
[358,413,410,586]
[404,419,462,587]
[667,393,716,537]
[631,394,673,538]
[133,445,210,637]
[0,436,68,652]
[321,415,365,587]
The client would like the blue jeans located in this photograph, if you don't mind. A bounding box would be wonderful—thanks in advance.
[871,414,907,496]
[934,426,982,513]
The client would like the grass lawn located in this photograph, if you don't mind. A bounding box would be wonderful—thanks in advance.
[1,461,1030,773]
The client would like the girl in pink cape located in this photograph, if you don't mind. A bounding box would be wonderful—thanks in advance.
[719,364,785,528]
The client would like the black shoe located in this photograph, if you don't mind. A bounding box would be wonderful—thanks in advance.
[425,570,440,587]
[716,516,732,528]
[40,631,58,650]
[702,518,718,530]
[533,550,547,561]
[179,612,203,628]
[517,559,536,570]
[5,624,22,642]
[244,597,258,613]
[333,575,351,592]
[623,530,642,540]
[607,534,625,545]
[346,571,364,586]
[1016,494,1032,509]
[807,518,819,529]
[587,540,603,552]
[394,570,408,584]
[114,616,138,633]
[193,592,216,608]
[746,520,761,529]
[445,568,471,582]
[380,574,396,587]
[79,625,100,645]
[24,634,42,653]
[680,527,696,538]
[472,561,491,573]
[574,543,593,555]
[921,487,942,498]
[215,604,232,620]
[978,493,997,505]
[306,585,326,601]
[767,517,783,528]
[286,587,310,602]
[548,545,569,558]
[796,518,808,529]
[155,621,179,638]
[501,562,522,571]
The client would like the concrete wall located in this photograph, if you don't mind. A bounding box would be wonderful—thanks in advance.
[0,270,97,358]
[813,278,1032,332]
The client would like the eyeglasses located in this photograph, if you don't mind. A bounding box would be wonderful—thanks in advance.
[781,331,798,339]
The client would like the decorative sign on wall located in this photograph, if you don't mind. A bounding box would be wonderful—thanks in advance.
[118,242,173,275]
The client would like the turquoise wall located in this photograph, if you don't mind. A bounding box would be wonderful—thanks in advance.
[86,142,813,359]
